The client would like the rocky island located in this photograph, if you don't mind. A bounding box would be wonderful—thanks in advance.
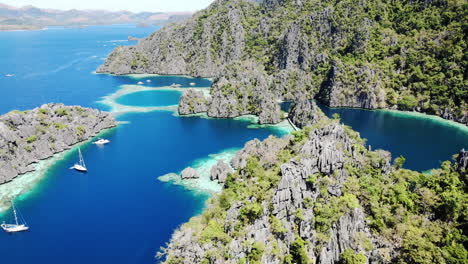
[159,102,467,264]
[95,0,467,263]
[0,103,116,184]
[97,0,467,125]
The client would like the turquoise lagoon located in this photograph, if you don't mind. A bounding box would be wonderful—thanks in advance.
[0,24,466,264]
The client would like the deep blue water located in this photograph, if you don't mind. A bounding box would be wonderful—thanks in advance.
[116,90,182,107]
[0,25,467,264]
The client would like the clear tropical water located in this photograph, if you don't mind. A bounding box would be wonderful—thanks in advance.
[0,25,466,264]
[116,90,182,107]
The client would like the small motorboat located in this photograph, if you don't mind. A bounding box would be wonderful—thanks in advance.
[93,138,110,145]
[137,81,144,85]
[1,201,29,233]
[5,74,14,77]
[146,80,152,83]
[170,83,182,88]
[189,82,196,86]
[70,148,87,172]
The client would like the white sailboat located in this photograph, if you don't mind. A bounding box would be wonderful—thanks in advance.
[70,148,87,172]
[1,201,29,233]
[93,138,110,145]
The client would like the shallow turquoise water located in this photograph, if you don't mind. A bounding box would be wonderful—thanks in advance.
[116,90,182,107]
[0,24,466,264]
[0,25,284,264]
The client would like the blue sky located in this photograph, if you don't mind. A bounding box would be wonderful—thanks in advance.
[2,0,216,12]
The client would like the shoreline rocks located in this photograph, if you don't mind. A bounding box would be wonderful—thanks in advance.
[97,0,467,126]
[289,100,326,129]
[178,89,209,115]
[210,160,233,183]
[0,103,116,184]
[180,167,199,179]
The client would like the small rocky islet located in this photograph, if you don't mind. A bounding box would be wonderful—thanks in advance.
[97,0,467,125]
[159,101,467,264]
[94,0,467,263]
[0,103,116,184]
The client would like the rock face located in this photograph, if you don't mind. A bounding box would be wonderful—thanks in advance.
[457,149,468,175]
[160,112,395,263]
[210,160,233,183]
[0,103,116,184]
[98,0,466,125]
[178,89,209,115]
[316,60,387,109]
[180,167,199,179]
[289,100,326,128]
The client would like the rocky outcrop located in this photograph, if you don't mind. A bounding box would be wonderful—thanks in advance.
[289,100,326,128]
[207,60,281,124]
[231,135,292,170]
[160,114,395,263]
[178,89,209,115]
[96,0,251,77]
[0,103,116,184]
[180,167,199,179]
[316,60,387,109]
[441,108,468,126]
[210,160,233,183]
[457,149,468,175]
[99,0,466,125]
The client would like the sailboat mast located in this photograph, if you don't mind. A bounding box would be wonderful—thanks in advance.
[80,148,86,167]
[12,202,19,225]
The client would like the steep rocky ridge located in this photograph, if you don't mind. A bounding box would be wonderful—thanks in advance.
[158,104,467,263]
[0,103,116,184]
[98,0,467,125]
[288,100,326,129]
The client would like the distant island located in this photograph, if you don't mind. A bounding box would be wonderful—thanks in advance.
[0,3,192,31]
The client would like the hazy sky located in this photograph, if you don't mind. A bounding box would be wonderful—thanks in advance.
[2,0,216,12]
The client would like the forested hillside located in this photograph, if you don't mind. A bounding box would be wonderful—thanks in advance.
[159,102,468,263]
[98,0,467,124]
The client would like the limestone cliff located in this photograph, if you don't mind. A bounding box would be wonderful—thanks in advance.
[159,110,391,263]
[0,103,116,184]
[158,105,467,264]
[98,0,467,125]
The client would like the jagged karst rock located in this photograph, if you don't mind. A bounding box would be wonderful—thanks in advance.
[316,60,387,109]
[210,160,233,183]
[457,149,468,175]
[0,103,116,184]
[160,107,398,263]
[98,0,467,125]
[178,89,209,115]
[231,135,291,170]
[206,60,282,124]
[180,167,199,179]
[289,100,326,128]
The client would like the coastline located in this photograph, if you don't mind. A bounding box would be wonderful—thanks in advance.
[0,127,117,213]
[158,148,239,194]
[322,104,468,134]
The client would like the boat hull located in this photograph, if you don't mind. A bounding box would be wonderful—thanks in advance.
[1,224,29,233]
[72,164,87,172]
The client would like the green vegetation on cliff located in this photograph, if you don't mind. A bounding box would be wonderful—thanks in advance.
[160,113,467,263]
[100,0,467,124]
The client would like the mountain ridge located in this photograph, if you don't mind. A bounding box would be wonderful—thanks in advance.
[97,0,467,125]
[0,3,193,31]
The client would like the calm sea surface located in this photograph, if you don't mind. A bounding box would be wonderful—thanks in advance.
[0,25,466,263]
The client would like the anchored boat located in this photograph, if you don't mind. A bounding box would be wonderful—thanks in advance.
[1,201,29,233]
[93,138,110,145]
[70,148,87,172]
